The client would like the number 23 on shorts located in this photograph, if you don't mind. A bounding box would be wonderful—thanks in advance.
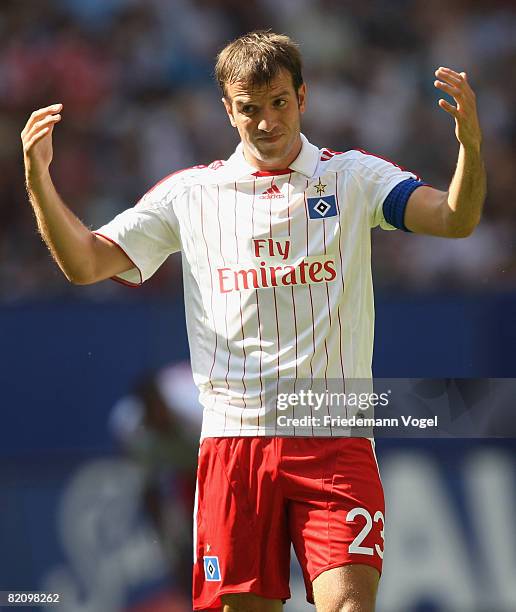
[347,506,385,559]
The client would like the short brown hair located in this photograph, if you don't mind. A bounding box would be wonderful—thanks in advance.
[215,30,303,99]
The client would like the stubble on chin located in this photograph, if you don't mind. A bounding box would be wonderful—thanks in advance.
[252,138,291,164]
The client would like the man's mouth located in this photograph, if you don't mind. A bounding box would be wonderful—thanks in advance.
[257,133,283,143]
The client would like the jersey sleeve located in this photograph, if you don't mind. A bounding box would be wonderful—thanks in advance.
[94,179,182,285]
[355,151,425,231]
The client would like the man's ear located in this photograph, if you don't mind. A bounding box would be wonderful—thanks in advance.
[297,83,307,114]
[222,97,237,128]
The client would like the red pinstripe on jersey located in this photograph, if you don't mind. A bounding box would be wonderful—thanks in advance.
[304,181,316,382]
[268,178,274,238]
[303,179,316,436]
[251,178,264,427]
[234,183,247,430]
[200,185,218,392]
[287,171,298,435]
[267,177,282,433]
[216,183,232,432]
[334,172,347,410]
[322,212,333,435]
[186,180,204,378]
[287,172,292,234]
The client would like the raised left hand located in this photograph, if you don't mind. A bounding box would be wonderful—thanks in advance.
[434,67,482,152]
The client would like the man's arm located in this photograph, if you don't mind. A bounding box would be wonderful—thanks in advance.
[21,104,133,285]
[404,67,486,238]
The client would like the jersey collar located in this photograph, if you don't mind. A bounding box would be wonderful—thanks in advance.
[226,133,319,179]
[289,133,320,178]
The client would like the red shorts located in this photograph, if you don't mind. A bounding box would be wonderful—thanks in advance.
[192,437,384,610]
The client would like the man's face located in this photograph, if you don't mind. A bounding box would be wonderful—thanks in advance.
[223,69,306,170]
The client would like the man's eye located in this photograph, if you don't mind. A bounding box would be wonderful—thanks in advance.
[275,99,287,108]
[242,105,256,114]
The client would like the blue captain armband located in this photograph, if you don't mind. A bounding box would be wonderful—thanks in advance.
[382,178,426,232]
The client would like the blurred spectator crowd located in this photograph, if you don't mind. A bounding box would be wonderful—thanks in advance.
[1,0,515,301]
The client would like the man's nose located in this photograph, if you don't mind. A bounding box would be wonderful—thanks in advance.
[257,109,278,132]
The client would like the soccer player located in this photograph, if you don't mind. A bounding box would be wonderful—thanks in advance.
[21,31,485,612]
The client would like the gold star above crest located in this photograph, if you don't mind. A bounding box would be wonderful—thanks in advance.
[314,178,326,195]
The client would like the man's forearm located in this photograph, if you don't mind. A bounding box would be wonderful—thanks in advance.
[21,105,132,284]
[431,68,486,238]
[27,171,97,283]
[445,144,486,237]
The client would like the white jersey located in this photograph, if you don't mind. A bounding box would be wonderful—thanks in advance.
[95,134,419,438]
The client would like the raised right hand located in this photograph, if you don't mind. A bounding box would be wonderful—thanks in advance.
[21,104,62,180]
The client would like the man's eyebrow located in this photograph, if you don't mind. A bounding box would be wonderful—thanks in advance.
[269,90,291,97]
[234,90,292,105]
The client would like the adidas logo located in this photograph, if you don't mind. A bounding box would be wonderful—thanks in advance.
[259,185,284,199]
